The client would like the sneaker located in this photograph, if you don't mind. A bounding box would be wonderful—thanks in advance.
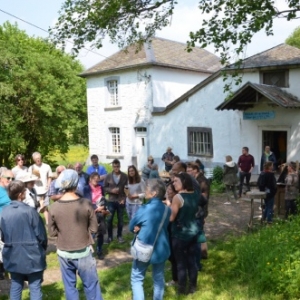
[224,202,231,205]
[236,201,240,204]
[166,280,177,287]
[0,273,5,280]
[97,252,104,260]
[104,238,112,245]
[118,237,125,243]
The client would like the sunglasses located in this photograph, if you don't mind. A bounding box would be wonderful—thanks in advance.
[2,176,15,181]
[17,158,24,161]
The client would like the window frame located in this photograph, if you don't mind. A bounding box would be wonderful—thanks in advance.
[104,76,120,107]
[187,127,213,157]
[260,69,289,88]
[109,127,121,154]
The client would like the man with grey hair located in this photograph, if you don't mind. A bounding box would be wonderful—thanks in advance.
[48,165,66,202]
[0,169,13,213]
[74,162,89,196]
[28,152,53,225]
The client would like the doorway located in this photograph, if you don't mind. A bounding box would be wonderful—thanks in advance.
[262,130,287,168]
[135,127,148,170]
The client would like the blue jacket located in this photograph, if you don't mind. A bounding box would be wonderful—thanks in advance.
[129,198,171,264]
[0,201,47,274]
[0,187,10,214]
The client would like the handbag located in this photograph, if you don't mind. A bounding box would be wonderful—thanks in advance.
[0,229,4,263]
[131,206,168,262]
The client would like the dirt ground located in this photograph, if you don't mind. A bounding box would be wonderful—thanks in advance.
[0,193,262,295]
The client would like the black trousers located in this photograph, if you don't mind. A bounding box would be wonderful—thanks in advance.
[239,171,251,196]
[172,237,198,294]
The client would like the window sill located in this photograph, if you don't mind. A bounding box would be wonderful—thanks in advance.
[104,106,122,111]
[106,155,124,159]
[188,153,213,158]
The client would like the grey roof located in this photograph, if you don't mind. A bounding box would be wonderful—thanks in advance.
[80,37,221,77]
[225,44,300,70]
[216,82,300,111]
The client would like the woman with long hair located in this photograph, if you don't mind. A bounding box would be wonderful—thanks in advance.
[165,173,199,295]
[12,154,28,178]
[223,155,239,204]
[126,165,145,220]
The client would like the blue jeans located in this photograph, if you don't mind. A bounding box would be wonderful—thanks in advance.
[10,271,43,300]
[107,201,125,238]
[263,196,274,223]
[131,260,165,300]
[126,202,141,220]
[58,252,103,300]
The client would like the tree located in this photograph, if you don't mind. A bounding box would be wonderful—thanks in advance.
[286,26,300,48]
[0,22,87,166]
[52,0,300,64]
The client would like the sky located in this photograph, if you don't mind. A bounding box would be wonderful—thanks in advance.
[0,0,299,69]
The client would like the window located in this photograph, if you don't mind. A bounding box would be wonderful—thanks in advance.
[109,127,121,154]
[260,70,288,87]
[187,127,213,157]
[107,80,118,105]
[104,76,120,107]
[135,127,147,132]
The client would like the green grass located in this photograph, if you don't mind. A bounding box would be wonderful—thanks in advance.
[48,144,89,167]
[4,219,299,300]
[47,144,112,173]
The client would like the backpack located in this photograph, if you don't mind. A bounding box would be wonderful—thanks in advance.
[257,172,266,192]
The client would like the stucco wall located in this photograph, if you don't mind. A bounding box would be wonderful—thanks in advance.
[86,67,212,170]
[151,68,209,107]
[150,70,300,173]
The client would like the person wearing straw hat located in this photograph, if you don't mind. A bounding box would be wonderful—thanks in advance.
[16,172,40,210]
[161,147,175,172]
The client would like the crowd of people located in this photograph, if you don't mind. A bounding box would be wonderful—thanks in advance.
[0,145,298,299]
[0,149,211,299]
[224,145,299,225]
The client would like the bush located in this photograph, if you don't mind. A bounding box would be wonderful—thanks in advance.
[213,165,223,183]
[234,216,300,298]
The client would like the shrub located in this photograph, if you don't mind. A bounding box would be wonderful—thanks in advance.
[234,216,300,298]
[213,165,223,183]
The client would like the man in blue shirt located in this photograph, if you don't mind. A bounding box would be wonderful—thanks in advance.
[86,155,107,187]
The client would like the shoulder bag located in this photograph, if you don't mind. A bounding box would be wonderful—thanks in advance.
[131,206,168,262]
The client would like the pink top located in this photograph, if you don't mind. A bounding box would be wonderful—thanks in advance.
[90,184,102,204]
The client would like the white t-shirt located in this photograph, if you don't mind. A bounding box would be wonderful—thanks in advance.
[28,163,53,195]
[12,166,28,178]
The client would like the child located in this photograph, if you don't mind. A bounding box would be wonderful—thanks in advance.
[257,161,277,224]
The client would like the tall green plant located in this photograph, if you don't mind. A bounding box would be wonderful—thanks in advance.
[0,22,87,166]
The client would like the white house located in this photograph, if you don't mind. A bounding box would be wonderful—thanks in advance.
[80,37,221,170]
[150,44,300,173]
[82,38,300,174]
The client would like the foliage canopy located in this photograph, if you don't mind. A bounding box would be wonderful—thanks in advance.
[52,0,300,65]
[286,26,300,49]
[0,22,87,166]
